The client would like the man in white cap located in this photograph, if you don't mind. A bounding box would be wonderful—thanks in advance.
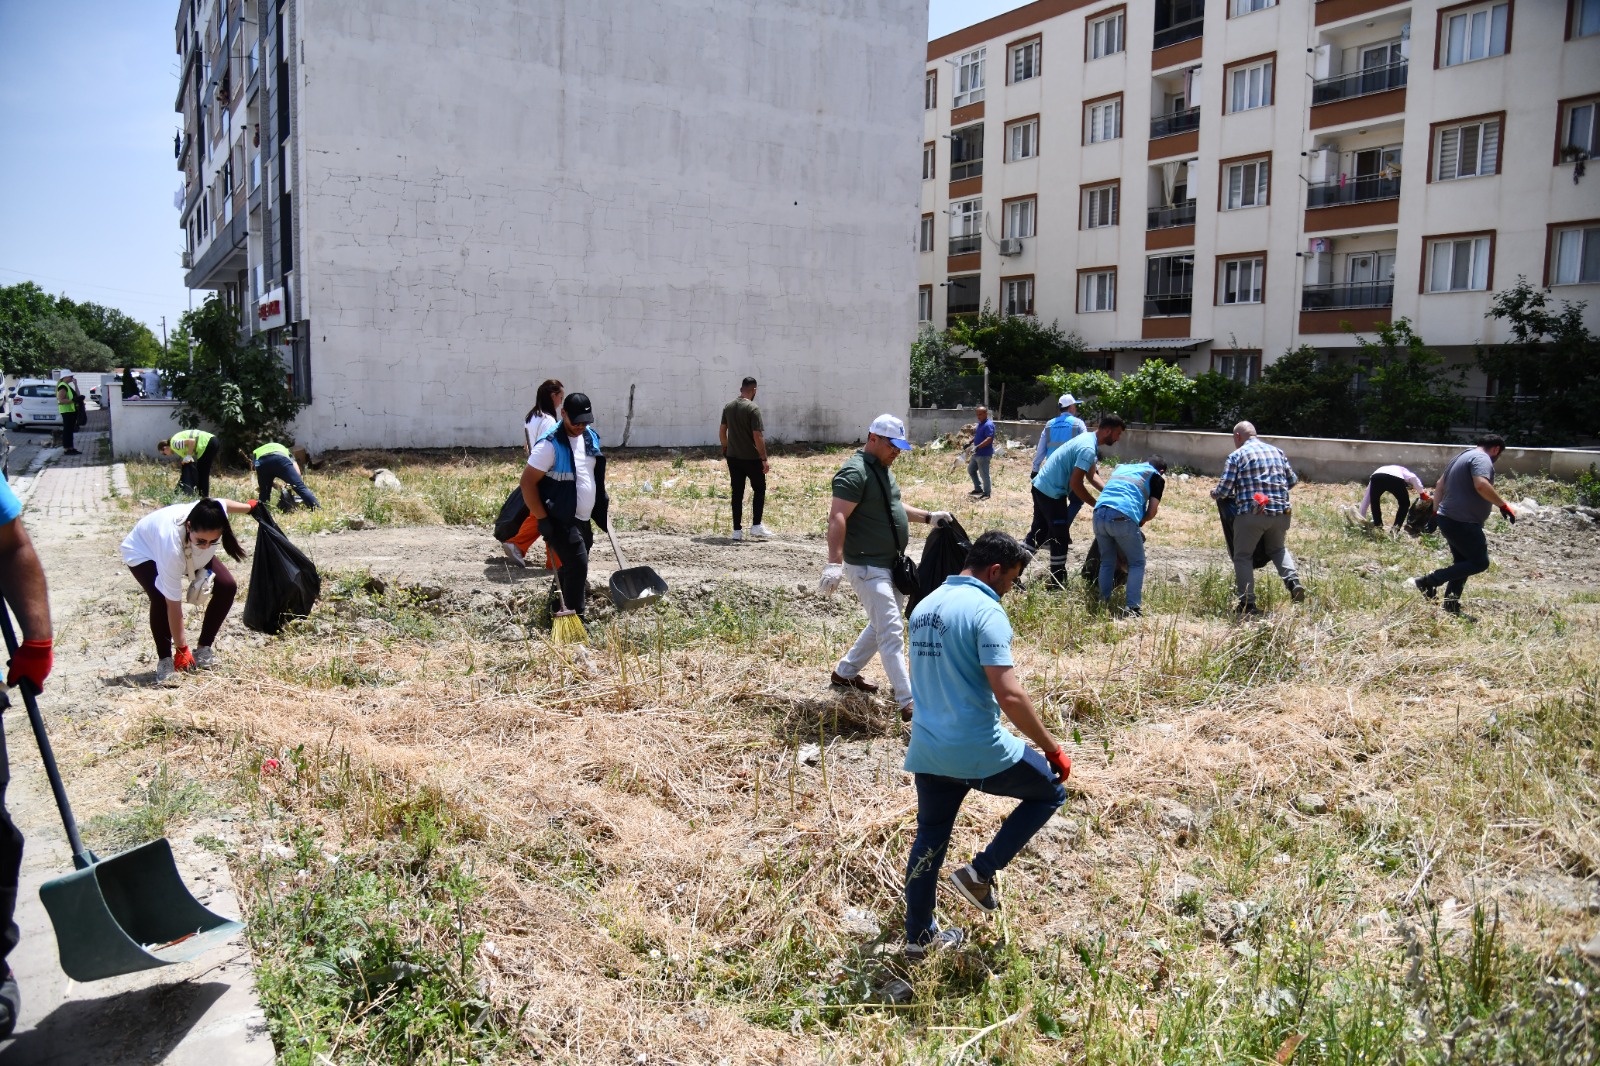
[1025,394,1086,549]
[818,414,953,720]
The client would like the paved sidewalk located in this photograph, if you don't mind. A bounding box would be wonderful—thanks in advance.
[0,445,275,1064]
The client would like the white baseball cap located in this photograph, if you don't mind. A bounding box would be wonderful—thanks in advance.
[867,414,912,451]
[1058,393,1078,408]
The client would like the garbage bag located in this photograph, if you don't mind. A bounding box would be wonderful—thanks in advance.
[493,486,528,543]
[909,516,972,614]
[243,502,321,634]
[1217,500,1271,570]
[1080,536,1133,587]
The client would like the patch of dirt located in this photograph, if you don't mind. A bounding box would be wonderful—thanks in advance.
[1492,502,1600,593]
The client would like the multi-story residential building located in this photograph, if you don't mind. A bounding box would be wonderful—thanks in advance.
[175,0,924,450]
[919,0,1600,393]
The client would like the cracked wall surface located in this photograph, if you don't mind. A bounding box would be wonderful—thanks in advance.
[293,0,923,450]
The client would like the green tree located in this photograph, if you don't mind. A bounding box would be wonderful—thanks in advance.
[1249,345,1358,438]
[1186,370,1250,430]
[1039,367,1117,422]
[1478,277,1600,445]
[948,304,1085,415]
[1110,359,1195,425]
[36,314,115,373]
[60,298,163,368]
[909,325,974,408]
[1350,318,1465,442]
[157,295,303,464]
[0,281,57,378]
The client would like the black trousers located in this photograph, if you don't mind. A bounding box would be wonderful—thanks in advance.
[727,457,765,530]
[0,691,21,967]
[179,448,216,497]
[60,411,76,452]
[543,517,595,618]
[1368,472,1411,529]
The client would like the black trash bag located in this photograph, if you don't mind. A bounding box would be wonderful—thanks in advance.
[1403,494,1436,538]
[243,502,322,634]
[908,516,972,614]
[1080,537,1131,587]
[493,486,528,543]
[1217,500,1271,569]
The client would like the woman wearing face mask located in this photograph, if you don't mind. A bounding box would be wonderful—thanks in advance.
[120,496,253,682]
[501,378,564,568]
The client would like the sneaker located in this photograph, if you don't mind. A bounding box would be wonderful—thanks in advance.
[1236,602,1263,619]
[63,449,82,456]
[1289,584,1307,604]
[194,646,215,668]
[155,657,177,683]
[967,489,984,497]
[1118,605,1144,619]
[0,966,18,1040]
[1407,577,1437,600]
[502,542,528,568]
[730,529,744,542]
[1442,598,1462,616]
[904,925,965,962]
[949,863,999,913]
[749,523,774,539]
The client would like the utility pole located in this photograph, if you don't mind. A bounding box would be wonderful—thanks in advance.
[160,316,168,353]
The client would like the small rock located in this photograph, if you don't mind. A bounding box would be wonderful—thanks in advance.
[344,515,370,530]
[1519,497,1539,511]
[1580,931,1600,959]
[797,744,821,766]
[362,575,387,595]
[1294,793,1330,815]
[501,624,526,641]
[840,908,880,937]
[1170,874,1204,908]
[371,468,403,490]
[1158,801,1197,844]
[1178,473,1191,481]
[878,977,913,1004]
[1035,816,1085,848]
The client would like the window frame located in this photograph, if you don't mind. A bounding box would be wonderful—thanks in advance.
[1085,6,1126,60]
[1427,113,1505,182]
[1212,350,1263,384]
[1229,0,1276,16]
[918,285,933,323]
[1554,95,1600,164]
[919,213,935,253]
[1001,275,1036,317]
[1006,115,1040,162]
[1084,92,1123,144]
[954,47,986,108]
[1077,267,1118,313]
[1003,195,1038,239]
[1080,180,1121,230]
[1421,231,1496,293]
[1435,0,1513,68]
[949,123,984,182]
[1216,252,1268,305]
[1544,219,1600,286]
[924,70,937,110]
[950,196,984,240]
[922,142,935,181]
[1223,53,1276,115]
[1569,0,1600,39]
[1219,155,1271,210]
[1008,36,1041,84]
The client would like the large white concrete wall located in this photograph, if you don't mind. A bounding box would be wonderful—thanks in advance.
[292,0,925,451]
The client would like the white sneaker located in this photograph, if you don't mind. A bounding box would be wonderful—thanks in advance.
[730,529,744,542]
[194,646,215,668]
[750,523,774,539]
[155,657,176,683]
[502,542,528,567]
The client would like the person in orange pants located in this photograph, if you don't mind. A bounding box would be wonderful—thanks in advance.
[504,379,564,568]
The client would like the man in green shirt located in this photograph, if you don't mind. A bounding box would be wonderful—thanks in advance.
[159,428,217,496]
[818,414,952,720]
[720,377,771,541]
[253,442,319,510]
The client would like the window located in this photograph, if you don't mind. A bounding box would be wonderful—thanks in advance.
[1219,256,1265,304]
[918,286,933,322]
[1227,58,1274,113]
[1004,198,1036,238]
[1223,158,1269,209]
[1560,99,1598,160]
[1010,39,1040,83]
[922,142,935,181]
[1080,269,1116,312]
[1441,2,1509,66]
[1551,225,1600,285]
[1574,0,1600,38]
[250,152,261,190]
[919,214,934,252]
[954,48,985,107]
[1086,96,1122,143]
[950,124,984,181]
[925,71,937,110]
[1007,118,1039,161]
[1003,277,1035,316]
[1088,10,1124,58]
[946,274,981,319]
[1145,254,1195,316]
[1231,0,1275,14]
[1426,234,1492,292]
[1213,351,1262,383]
[1082,182,1119,228]
[1433,118,1501,180]
[950,197,983,254]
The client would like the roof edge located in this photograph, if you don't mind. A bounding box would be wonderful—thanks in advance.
[928,0,1103,63]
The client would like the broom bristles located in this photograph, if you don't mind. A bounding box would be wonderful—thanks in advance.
[551,610,586,644]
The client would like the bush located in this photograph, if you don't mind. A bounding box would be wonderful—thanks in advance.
[1351,319,1464,442]
[1111,359,1195,425]
[1249,345,1358,438]
[1187,371,1250,431]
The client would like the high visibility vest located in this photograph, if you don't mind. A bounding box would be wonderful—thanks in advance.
[253,442,291,460]
[170,429,213,459]
[57,382,78,415]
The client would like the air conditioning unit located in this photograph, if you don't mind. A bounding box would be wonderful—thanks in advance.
[998,238,1023,256]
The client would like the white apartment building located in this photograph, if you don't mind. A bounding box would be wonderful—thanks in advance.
[919,0,1600,390]
[177,0,925,451]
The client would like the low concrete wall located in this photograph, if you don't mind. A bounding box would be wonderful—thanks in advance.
[909,410,1043,444]
[109,393,186,460]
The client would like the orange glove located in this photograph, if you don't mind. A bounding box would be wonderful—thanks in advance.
[174,645,196,671]
[1045,748,1072,783]
[7,638,53,692]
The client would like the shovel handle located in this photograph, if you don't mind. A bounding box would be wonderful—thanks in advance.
[0,605,93,869]
[604,526,632,571]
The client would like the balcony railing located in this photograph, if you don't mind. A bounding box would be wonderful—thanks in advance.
[951,159,982,182]
[1311,60,1408,105]
[1147,201,1197,230]
[948,233,982,255]
[1307,174,1401,208]
[1144,293,1194,317]
[1153,16,1204,50]
[1301,281,1394,311]
[1150,106,1200,140]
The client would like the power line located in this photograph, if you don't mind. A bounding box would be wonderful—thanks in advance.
[0,265,186,304]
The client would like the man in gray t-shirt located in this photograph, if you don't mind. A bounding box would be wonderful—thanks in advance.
[1409,434,1515,615]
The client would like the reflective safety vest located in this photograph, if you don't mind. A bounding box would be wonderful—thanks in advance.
[57,381,78,415]
[170,429,214,459]
[1096,462,1161,523]
[253,442,291,461]
[1041,413,1084,458]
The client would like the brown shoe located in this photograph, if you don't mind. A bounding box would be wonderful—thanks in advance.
[900,701,914,722]
[830,670,878,693]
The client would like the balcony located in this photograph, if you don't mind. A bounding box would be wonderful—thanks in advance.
[1144,294,1193,317]
[1307,174,1400,208]
[1150,106,1200,140]
[948,233,982,256]
[1312,60,1408,106]
[1148,201,1197,230]
[1153,16,1204,51]
[1300,281,1394,311]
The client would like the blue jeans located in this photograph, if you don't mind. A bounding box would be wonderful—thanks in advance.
[1423,514,1489,601]
[904,747,1065,943]
[254,452,319,509]
[1093,509,1147,610]
[968,453,992,496]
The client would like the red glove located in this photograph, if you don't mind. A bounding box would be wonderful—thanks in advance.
[246,499,259,510]
[174,645,196,671]
[1499,504,1515,524]
[1045,748,1072,783]
[7,638,53,692]
[1252,493,1269,511]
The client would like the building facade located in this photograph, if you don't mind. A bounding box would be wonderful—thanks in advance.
[919,0,1600,392]
[176,0,925,450]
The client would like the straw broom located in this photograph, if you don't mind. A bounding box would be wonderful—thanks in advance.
[550,574,586,644]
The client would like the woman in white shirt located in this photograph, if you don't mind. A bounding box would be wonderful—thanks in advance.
[502,379,563,568]
[120,497,253,682]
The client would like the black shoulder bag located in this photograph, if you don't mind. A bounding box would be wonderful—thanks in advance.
[870,464,921,599]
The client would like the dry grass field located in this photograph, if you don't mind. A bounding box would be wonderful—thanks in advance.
[84,439,1600,1064]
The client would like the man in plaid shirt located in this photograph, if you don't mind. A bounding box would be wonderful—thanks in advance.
[1211,421,1306,616]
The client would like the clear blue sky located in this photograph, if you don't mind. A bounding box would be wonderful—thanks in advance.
[0,1,1026,340]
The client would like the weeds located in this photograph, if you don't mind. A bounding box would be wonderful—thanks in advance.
[83,763,207,853]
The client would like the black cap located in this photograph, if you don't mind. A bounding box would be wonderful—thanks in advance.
[563,392,595,425]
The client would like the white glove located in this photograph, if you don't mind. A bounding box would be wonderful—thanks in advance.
[929,511,954,528]
[817,563,844,597]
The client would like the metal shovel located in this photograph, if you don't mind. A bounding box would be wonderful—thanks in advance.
[603,524,668,611]
[1,607,243,982]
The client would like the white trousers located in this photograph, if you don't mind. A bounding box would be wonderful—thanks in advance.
[835,564,911,709]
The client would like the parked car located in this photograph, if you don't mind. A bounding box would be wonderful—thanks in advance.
[9,381,62,431]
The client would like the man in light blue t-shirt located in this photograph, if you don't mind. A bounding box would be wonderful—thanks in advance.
[1029,414,1124,585]
[901,531,1071,958]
